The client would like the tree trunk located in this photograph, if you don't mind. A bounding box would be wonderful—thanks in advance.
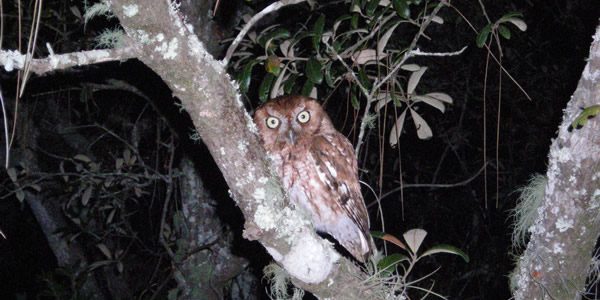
[175,157,252,299]
[512,23,600,300]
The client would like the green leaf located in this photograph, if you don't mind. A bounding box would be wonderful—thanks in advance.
[498,24,511,40]
[312,14,325,52]
[351,13,359,29]
[366,0,378,16]
[370,231,385,239]
[377,253,409,275]
[283,74,297,94]
[421,244,470,263]
[259,73,275,103]
[237,60,257,93]
[300,80,314,97]
[258,28,291,49]
[306,57,323,84]
[350,92,360,109]
[358,67,372,89]
[324,62,335,88]
[333,14,352,32]
[392,0,410,19]
[476,23,492,48]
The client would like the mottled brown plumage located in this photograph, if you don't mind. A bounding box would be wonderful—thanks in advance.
[254,95,372,262]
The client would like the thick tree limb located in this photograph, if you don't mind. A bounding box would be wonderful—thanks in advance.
[512,24,600,300]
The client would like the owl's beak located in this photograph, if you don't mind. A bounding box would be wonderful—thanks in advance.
[285,129,297,145]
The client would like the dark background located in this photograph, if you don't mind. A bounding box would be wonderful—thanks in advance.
[0,0,598,299]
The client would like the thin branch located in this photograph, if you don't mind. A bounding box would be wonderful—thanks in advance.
[369,162,488,208]
[222,0,308,65]
[0,88,9,168]
[410,46,468,57]
[448,3,531,101]
[0,45,140,76]
[324,40,371,100]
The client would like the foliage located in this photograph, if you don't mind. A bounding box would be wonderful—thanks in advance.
[475,12,527,48]
[367,229,469,299]
[229,0,454,145]
[0,80,181,298]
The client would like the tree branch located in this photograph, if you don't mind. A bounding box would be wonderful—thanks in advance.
[0,43,140,75]
[222,0,308,65]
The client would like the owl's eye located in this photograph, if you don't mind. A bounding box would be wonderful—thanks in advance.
[297,111,311,124]
[266,116,280,129]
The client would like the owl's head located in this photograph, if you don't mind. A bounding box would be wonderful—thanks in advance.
[254,95,336,148]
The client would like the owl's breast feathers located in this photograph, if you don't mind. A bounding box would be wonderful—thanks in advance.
[270,132,372,262]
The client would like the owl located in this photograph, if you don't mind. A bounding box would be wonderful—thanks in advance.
[254,95,372,262]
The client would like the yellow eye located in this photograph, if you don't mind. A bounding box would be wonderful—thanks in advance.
[266,116,280,129]
[297,111,311,124]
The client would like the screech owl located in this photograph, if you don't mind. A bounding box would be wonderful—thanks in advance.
[254,95,372,262]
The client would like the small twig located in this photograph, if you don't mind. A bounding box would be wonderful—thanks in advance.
[0,88,9,168]
[222,0,308,65]
[410,46,468,57]
[448,3,531,101]
[212,0,221,17]
[324,40,371,100]
[368,162,488,208]
[19,0,44,97]
[177,235,220,262]
[0,229,6,239]
[158,137,177,259]
[339,12,398,57]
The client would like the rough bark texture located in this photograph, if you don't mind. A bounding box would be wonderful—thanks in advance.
[179,0,246,57]
[512,24,600,300]
[176,158,251,300]
[109,0,376,298]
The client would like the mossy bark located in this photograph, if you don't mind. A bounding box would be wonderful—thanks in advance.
[512,23,600,300]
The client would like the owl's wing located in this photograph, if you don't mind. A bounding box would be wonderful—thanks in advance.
[310,134,372,261]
